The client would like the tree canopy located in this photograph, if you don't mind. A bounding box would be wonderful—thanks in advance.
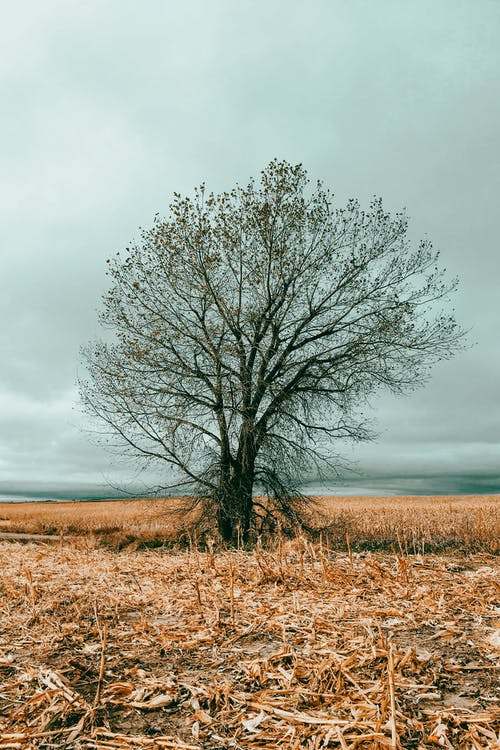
[81,160,464,543]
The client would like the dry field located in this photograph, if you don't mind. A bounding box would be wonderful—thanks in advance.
[0,495,498,553]
[0,497,498,748]
[0,540,499,749]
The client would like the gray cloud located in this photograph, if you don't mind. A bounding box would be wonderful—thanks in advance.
[1,0,499,493]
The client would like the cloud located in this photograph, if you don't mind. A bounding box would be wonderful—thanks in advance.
[0,0,499,491]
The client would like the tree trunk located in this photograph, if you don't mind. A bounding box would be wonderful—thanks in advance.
[237,420,256,545]
[216,454,234,543]
[215,423,256,545]
[215,469,254,545]
[216,452,255,545]
[235,469,254,545]
[216,505,234,544]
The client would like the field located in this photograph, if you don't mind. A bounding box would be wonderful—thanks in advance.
[0,494,498,553]
[0,497,498,749]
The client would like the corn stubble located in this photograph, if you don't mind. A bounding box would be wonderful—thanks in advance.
[0,537,498,749]
[0,495,498,554]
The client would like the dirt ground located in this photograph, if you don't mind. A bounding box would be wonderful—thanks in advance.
[0,539,498,749]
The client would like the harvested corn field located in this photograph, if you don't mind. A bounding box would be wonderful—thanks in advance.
[0,540,498,749]
[0,495,498,553]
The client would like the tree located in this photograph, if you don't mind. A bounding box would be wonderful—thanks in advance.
[81,160,464,544]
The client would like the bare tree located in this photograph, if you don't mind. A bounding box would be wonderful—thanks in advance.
[80,160,464,544]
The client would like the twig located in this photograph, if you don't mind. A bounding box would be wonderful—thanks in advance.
[336,726,350,749]
[346,532,353,566]
[388,643,399,750]
[93,605,108,710]
[229,557,235,624]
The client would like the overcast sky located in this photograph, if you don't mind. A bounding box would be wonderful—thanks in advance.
[1,0,499,495]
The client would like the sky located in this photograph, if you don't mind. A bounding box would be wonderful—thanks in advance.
[1,0,499,496]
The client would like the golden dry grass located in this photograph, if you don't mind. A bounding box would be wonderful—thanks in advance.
[0,540,498,749]
[0,494,498,553]
[0,497,186,546]
[315,495,500,554]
